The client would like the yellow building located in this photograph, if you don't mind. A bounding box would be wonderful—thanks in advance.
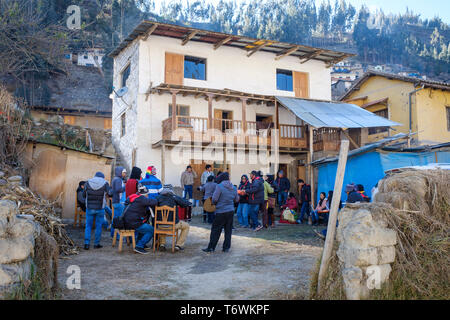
[340,71,450,145]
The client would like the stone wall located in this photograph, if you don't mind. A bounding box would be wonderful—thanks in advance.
[0,200,58,298]
[112,40,140,171]
[335,203,397,300]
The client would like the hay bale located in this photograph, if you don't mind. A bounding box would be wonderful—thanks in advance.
[372,169,450,299]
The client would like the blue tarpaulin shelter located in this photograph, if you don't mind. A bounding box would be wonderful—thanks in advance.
[312,139,450,203]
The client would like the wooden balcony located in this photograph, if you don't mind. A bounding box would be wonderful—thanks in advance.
[162,116,307,149]
[313,127,340,152]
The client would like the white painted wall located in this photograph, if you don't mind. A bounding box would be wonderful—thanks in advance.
[77,49,104,67]
[139,36,332,100]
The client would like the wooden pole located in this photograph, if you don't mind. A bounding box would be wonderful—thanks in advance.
[207,94,213,129]
[308,126,315,207]
[171,91,178,130]
[161,143,166,184]
[241,98,247,133]
[317,139,350,293]
[275,100,280,131]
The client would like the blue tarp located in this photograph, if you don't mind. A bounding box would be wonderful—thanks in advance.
[316,149,450,203]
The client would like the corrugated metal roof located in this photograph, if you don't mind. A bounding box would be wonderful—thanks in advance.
[276,96,401,129]
[311,133,409,165]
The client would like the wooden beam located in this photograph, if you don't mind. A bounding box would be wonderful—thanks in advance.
[143,24,158,41]
[171,90,178,130]
[181,30,198,46]
[275,45,300,60]
[247,42,269,57]
[207,94,213,129]
[161,142,166,184]
[275,99,280,131]
[318,140,350,293]
[341,129,359,149]
[241,98,247,133]
[300,50,324,64]
[213,35,233,50]
[309,126,315,208]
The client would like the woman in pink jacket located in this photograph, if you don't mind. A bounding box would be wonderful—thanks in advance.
[311,192,328,226]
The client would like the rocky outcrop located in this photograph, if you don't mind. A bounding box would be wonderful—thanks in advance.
[0,200,58,298]
[335,203,397,300]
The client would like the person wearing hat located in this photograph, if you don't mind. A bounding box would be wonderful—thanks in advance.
[139,166,162,200]
[122,184,157,254]
[202,172,239,253]
[83,172,113,250]
[155,184,192,251]
[345,183,364,203]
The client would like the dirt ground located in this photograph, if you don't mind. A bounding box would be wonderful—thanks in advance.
[57,215,324,300]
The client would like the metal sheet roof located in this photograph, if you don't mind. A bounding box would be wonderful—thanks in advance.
[109,21,354,64]
[276,96,401,129]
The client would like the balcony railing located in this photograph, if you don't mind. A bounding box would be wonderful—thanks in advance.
[162,116,307,149]
[313,127,340,152]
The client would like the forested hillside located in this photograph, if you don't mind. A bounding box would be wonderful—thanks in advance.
[1,0,449,101]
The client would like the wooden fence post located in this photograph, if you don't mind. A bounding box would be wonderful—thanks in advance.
[317,139,350,293]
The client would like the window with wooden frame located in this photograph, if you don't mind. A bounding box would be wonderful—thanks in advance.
[369,108,389,135]
[120,113,126,137]
[276,69,293,91]
[446,106,450,131]
[184,56,206,80]
[121,64,130,88]
[169,104,190,126]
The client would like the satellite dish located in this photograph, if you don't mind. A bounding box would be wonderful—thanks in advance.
[115,86,128,97]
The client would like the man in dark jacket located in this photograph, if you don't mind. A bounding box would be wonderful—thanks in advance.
[275,170,290,209]
[202,172,239,253]
[244,170,264,231]
[297,179,312,224]
[123,184,157,254]
[346,183,364,203]
[83,172,112,250]
[155,184,192,251]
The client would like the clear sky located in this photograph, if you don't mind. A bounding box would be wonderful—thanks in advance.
[194,0,449,23]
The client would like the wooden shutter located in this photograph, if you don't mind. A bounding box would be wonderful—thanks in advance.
[293,71,309,98]
[165,52,184,85]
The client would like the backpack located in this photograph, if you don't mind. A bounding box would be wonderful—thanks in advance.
[112,202,132,230]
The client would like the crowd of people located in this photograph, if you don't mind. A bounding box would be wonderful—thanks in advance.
[77,163,372,254]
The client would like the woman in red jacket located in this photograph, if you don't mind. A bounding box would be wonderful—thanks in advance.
[125,167,142,198]
[281,192,298,211]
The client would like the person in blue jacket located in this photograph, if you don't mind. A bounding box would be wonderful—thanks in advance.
[139,166,162,200]
[244,170,265,231]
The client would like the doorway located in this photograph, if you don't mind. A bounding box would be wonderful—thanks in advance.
[214,109,233,132]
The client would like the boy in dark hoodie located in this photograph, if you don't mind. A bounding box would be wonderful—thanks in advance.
[202,172,239,253]
[236,174,250,228]
[111,166,126,237]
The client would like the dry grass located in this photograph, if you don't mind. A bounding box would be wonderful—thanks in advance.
[372,169,450,299]
[310,169,450,300]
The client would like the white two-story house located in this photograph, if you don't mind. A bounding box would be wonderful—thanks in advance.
[109,21,362,195]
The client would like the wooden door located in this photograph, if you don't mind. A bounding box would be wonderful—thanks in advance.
[297,165,306,183]
[190,161,205,200]
[165,52,184,85]
[214,109,222,131]
[293,71,309,98]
